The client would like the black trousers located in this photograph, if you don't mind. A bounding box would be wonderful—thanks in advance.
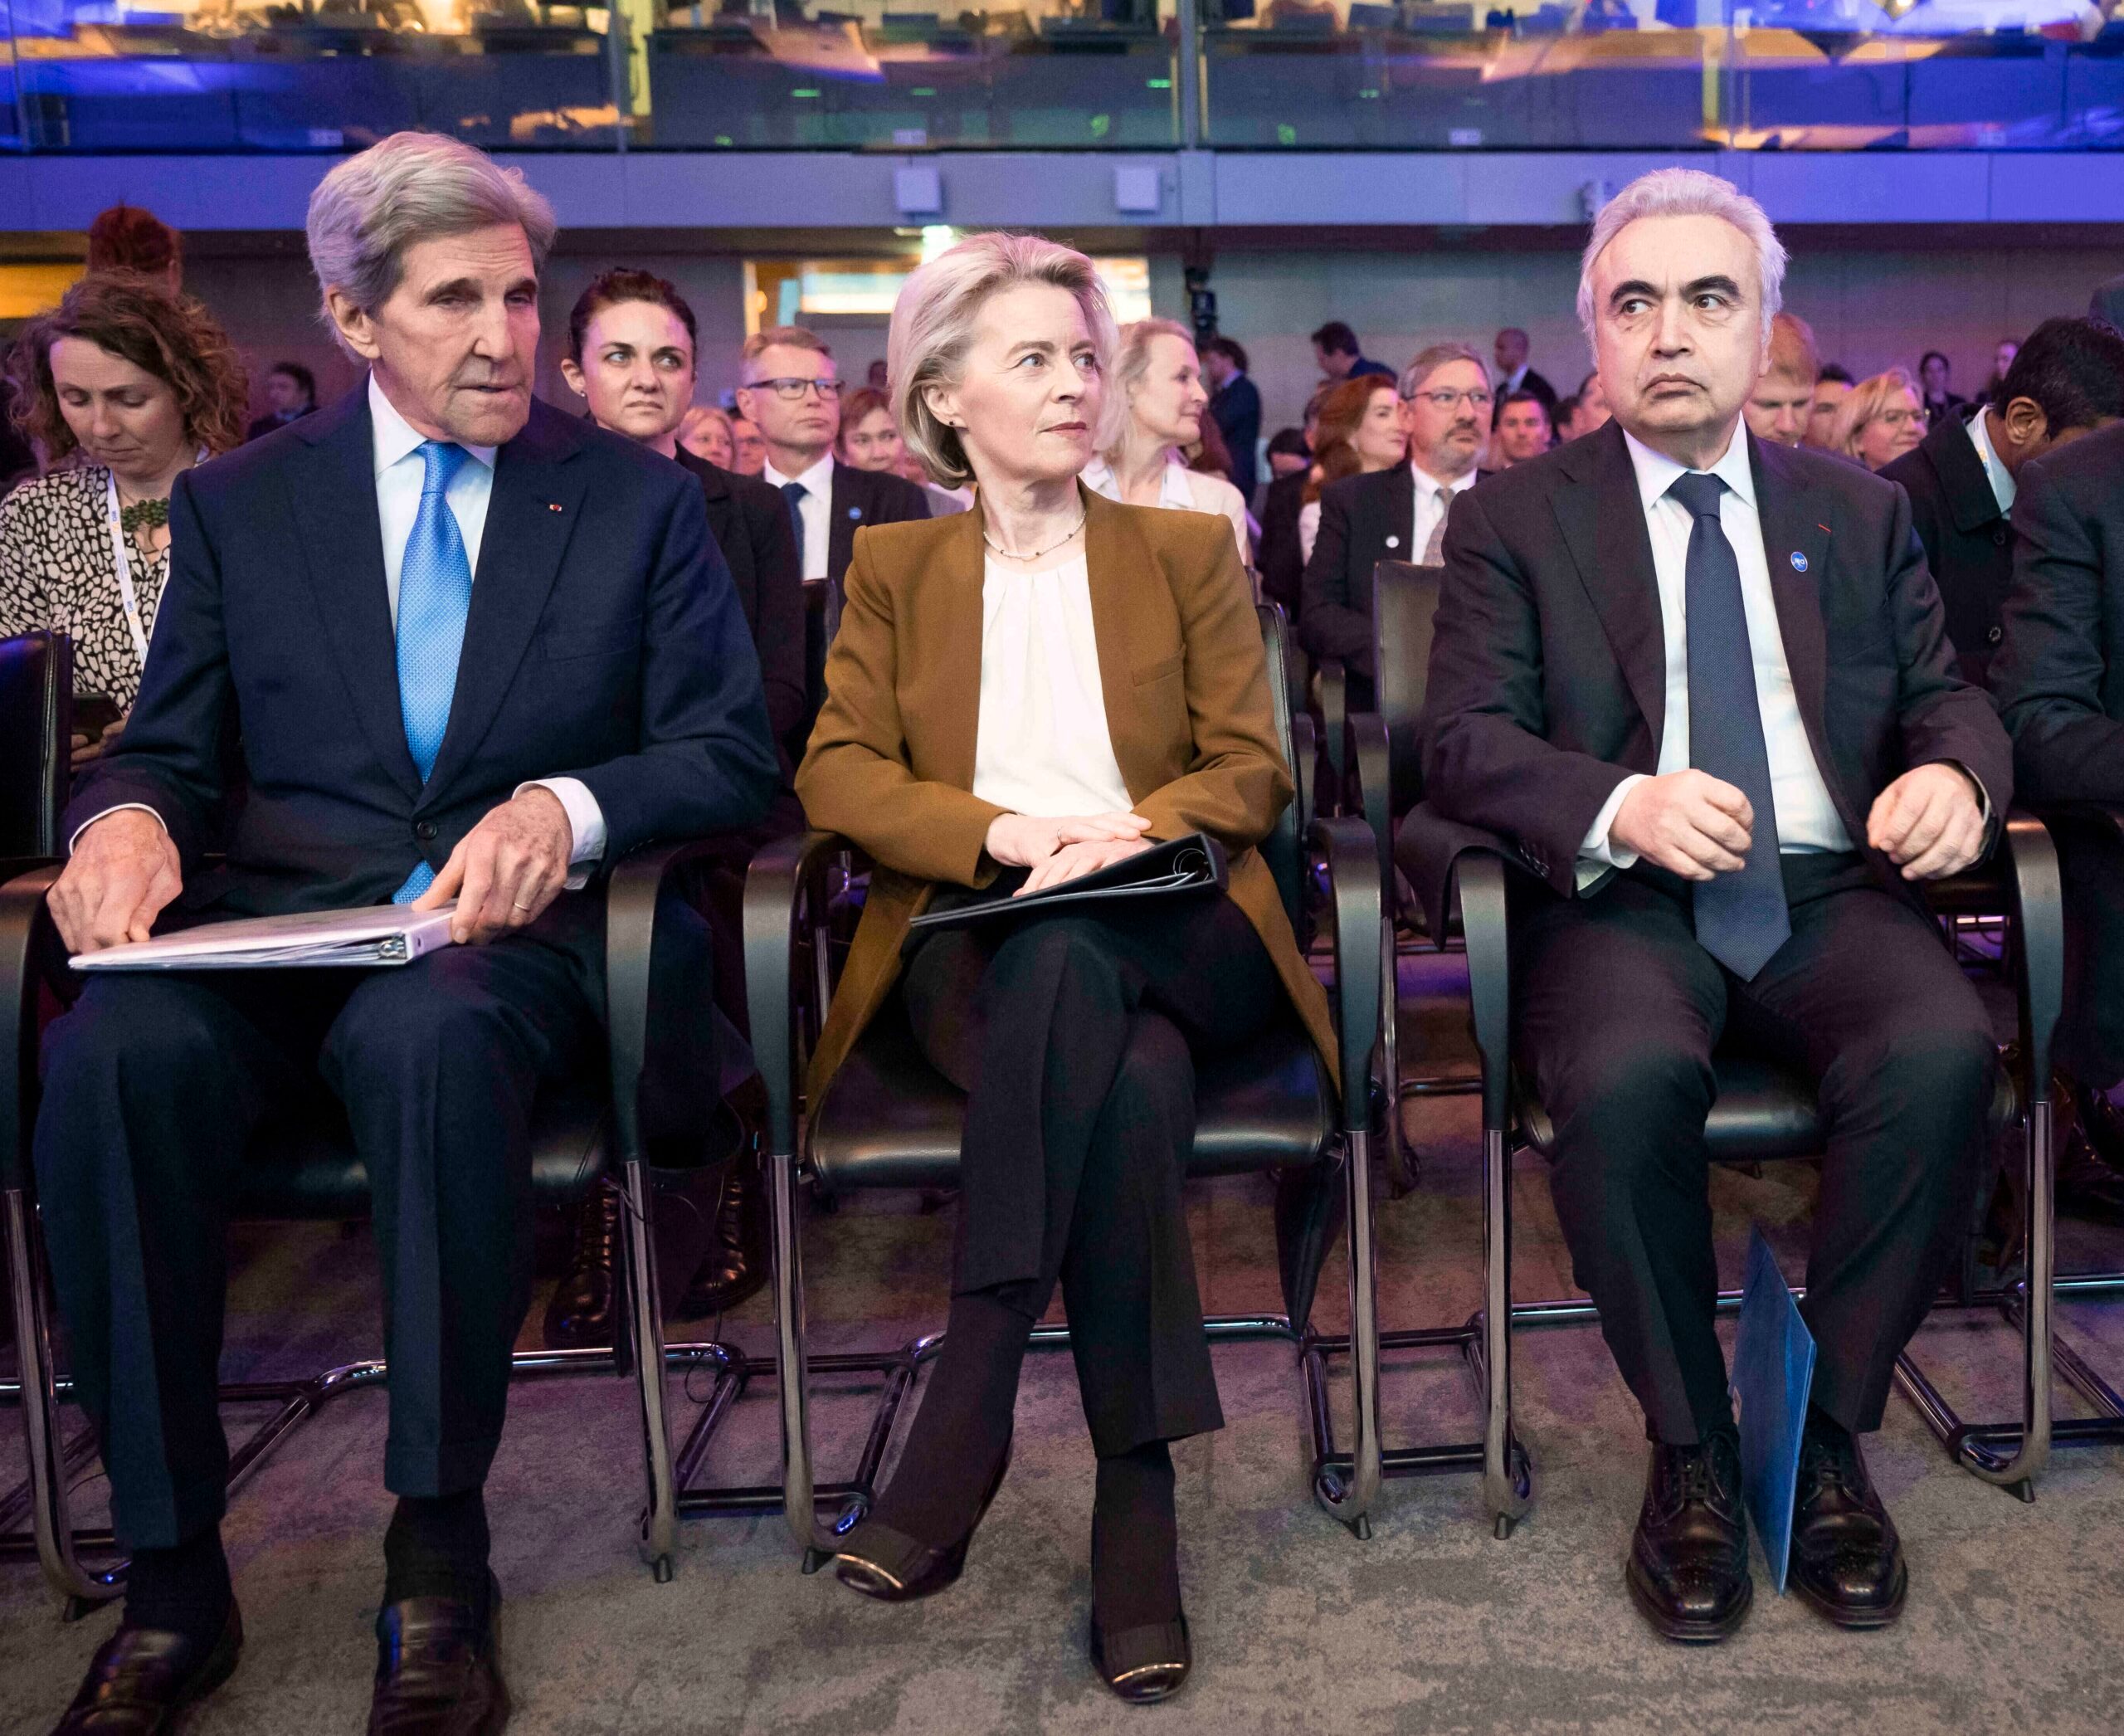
[898,892,1280,1457]
[33,939,601,1551]
[2049,816,2124,1090]
[1515,853,1995,1445]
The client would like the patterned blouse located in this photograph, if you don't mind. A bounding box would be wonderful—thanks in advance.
[0,465,169,713]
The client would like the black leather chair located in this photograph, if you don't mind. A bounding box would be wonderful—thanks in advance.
[0,631,70,870]
[1406,807,2067,1521]
[717,605,1390,1558]
[0,836,749,1607]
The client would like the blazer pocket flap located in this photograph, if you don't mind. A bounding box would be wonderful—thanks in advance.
[1132,652,1185,685]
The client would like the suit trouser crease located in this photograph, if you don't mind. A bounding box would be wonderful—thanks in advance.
[898,896,1280,1458]
[1517,855,1994,1444]
[33,943,598,1550]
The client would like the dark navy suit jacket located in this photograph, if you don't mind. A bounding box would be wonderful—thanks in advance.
[69,386,780,931]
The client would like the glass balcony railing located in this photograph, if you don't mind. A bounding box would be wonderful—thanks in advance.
[0,0,2119,151]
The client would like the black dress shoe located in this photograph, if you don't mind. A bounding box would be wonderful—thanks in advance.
[678,1152,767,1319]
[368,1578,509,1736]
[1789,1419,1907,1630]
[2068,1074,2124,1173]
[52,1602,242,1734]
[833,1435,1012,1603]
[542,1184,621,1349]
[1090,1612,1191,1704]
[2057,1123,2124,1226]
[1625,1434,1752,1644]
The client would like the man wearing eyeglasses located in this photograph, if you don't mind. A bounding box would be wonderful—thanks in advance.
[1299,340,1493,692]
[736,325,930,593]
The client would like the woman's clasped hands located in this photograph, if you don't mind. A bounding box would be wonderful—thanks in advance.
[985,810,1155,897]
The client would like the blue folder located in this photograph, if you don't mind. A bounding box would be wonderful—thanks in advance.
[1731,1226,1815,1593]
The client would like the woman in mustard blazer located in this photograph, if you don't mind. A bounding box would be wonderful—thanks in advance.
[796,233,1334,1704]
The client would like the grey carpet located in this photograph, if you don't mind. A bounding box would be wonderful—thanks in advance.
[4,948,2123,1735]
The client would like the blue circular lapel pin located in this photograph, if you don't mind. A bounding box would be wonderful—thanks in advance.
[848,505,864,520]
[1790,551,1809,573]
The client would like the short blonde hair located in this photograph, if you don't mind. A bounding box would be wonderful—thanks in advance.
[1829,366,1921,461]
[1102,316,1197,458]
[887,232,1118,490]
[742,324,832,376]
[1766,311,1819,385]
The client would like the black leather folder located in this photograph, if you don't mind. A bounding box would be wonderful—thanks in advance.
[908,832,1229,933]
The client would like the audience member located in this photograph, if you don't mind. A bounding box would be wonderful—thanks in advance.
[553,264,806,1339]
[0,273,247,768]
[245,360,318,441]
[0,375,30,496]
[865,356,889,390]
[1299,341,1488,690]
[28,130,777,1736]
[735,325,929,595]
[1408,165,2007,1647]
[1201,334,1262,504]
[1264,425,1311,478]
[1493,389,1554,466]
[1493,325,1558,416]
[1742,310,1819,447]
[2092,271,2124,334]
[1831,367,1927,470]
[1085,318,1250,566]
[1975,336,2020,407]
[680,400,737,466]
[1557,372,1612,441]
[1255,386,1330,616]
[801,230,1334,1706]
[1311,318,1396,383]
[1295,373,1404,564]
[1991,417,2124,1231]
[838,383,906,473]
[1808,361,1854,447]
[731,412,767,475]
[85,202,183,297]
[1917,349,1966,426]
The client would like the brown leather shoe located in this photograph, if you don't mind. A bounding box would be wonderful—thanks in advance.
[1625,1435,1752,1644]
[542,1184,621,1349]
[678,1151,767,1319]
[368,1579,509,1736]
[52,1602,241,1734]
[1790,1419,1907,1630]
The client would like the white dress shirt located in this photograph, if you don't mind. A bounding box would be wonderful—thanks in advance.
[1411,462,1479,564]
[1577,425,1852,885]
[763,450,837,581]
[1966,407,2017,516]
[972,553,1134,819]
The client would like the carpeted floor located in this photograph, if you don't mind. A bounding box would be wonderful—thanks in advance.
[4,951,2123,1736]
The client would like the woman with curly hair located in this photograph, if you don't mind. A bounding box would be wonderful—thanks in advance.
[1,271,246,767]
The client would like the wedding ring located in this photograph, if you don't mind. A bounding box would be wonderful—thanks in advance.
[513,898,537,911]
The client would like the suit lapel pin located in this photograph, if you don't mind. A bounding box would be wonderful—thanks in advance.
[1790,551,1808,573]
[1385,534,1401,549]
[849,505,864,520]
[548,503,564,513]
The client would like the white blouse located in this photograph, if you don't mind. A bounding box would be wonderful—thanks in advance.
[972,553,1134,820]
[1082,456,1253,570]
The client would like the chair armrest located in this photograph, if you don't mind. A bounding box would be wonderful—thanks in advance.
[1308,815,1381,1131]
[0,861,62,1192]
[1317,658,1348,814]
[1999,810,2065,1092]
[742,830,850,1159]
[1347,710,1393,903]
[1440,832,1517,1131]
[1289,714,1318,836]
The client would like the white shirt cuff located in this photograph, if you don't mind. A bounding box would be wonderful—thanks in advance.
[519,778,606,891]
[69,803,167,856]
[1576,774,1648,885]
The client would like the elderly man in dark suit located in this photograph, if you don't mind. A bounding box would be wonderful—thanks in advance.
[33,133,777,1736]
[1406,168,2009,1645]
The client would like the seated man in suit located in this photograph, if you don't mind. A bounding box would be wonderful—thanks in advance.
[735,324,929,618]
[1992,420,2124,1231]
[34,133,777,1735]
[1408,168,2008,1643]
[1298,340,1490,693]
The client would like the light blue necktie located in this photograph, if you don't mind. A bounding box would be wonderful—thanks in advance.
[392,440,474,904]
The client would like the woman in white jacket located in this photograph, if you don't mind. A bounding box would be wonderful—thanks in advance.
[1084,318,1253,577]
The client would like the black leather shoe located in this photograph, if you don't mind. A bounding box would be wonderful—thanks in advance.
[678,1152,767,1319]
[52,1602,241,1734]
[1625,1435,1752,1643]
[833,1435,1011,1603]
[368,1578,509,1736]
[542,1184,620,1349]
[2057,1123,2124,1226]
[1790,1419,1907,1630]
[2068,1074,2124,1173]
[1090,1612,1191,1704]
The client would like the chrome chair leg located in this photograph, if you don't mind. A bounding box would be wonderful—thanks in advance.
[768,1144,823,1565]
[1315,1129,1382,1536]
[1378,922,1416,1196]
[6,1187,124,1607]
[1480,1128,1531,1536]
[619,1159,679,1581]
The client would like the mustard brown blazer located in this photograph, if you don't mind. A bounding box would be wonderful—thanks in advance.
[795,485,1337,1104]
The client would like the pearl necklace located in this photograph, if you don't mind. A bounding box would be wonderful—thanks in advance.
[981,510,1086,563]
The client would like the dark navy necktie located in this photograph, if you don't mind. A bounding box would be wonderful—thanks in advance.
[1669,470,1790,980]
[781,480,807,559]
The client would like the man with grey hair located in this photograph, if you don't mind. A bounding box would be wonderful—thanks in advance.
[1298,339,1492,689]
[1405,168,2010,1643]
[33,131,776,1734]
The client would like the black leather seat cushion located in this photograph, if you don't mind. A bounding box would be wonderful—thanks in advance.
[233,1091,609,1219]
[810,1001,1332,1193]
[1519,1050,2018,1167]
